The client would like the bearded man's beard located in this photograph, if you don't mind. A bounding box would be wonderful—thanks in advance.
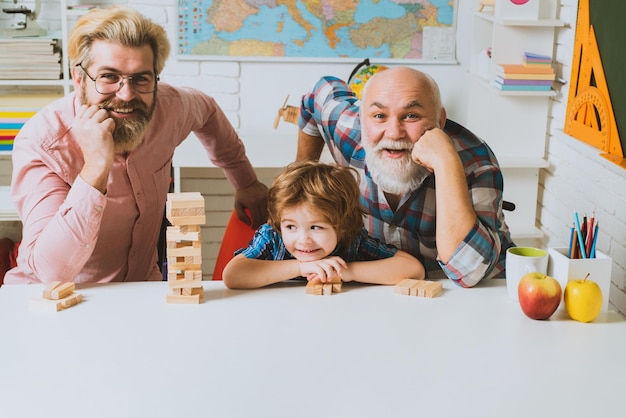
[362,134,431,195]
[80,85,155,152]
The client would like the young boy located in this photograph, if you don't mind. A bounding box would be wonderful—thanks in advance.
[223,161,425,289]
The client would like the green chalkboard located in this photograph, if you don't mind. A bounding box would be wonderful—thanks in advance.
[589,0,625,155]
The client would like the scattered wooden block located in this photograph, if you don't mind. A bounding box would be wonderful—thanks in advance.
[31,292,83,312]
[306,277,342,296]
[43,281,75,300]
[394,279,442,298]
[322,283,333,295]
[305,281,323,295]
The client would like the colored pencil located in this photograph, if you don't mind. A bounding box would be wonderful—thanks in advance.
[590,223,599,258]
[574,211,587,259]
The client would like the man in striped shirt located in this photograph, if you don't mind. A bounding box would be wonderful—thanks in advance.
[296,67,514,287]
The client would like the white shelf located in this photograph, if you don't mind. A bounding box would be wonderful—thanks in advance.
[475,11,564,27]
[509,225,544,240]
[468,0,560,241]
[498,156,548,169]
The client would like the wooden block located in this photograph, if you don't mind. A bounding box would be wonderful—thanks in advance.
[322,283,333,295]
[169,263,202,272]
[168,270,203,282]
[167,240,201,250]
[180,287,204,299]
[167,192,204,208]
[306,279,341,295]
[166,246,202,257]
[30,292,83,312]
[166,225,201,242]
[43,281,75,300]
[184,270,203,280]
[167,215,206,226]
[305,281,323,295]
[423,281,443,298]
[167,255,202,271]
[60,292,83,308]
[166,192,204,209]
[166,293,201,304]
[166,192,205,224]
[190,287,205,300]
[395,279,443,298]
[168,277,202,289]
[394,278,415,295]
[411,280,427,297]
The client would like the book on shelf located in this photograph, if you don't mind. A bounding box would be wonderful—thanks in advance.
[0,70,62,80]
[495,63,554,74]
[492,81,552,92]
[0,36,62,80]
[494,70,555,81]
[0,110,38,152]
[494,76,553,86]
[67,4,97,10]
[523,52,552,66]
[0,56,61,65]
[0,94,63,107]
[0,37,59,53]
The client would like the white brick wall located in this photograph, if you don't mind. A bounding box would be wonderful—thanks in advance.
[542,0,626,316]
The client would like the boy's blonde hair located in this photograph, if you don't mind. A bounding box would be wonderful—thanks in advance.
[68,5,170,75]
[268,161,365,248]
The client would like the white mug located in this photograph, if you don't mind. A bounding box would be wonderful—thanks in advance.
[505,247,549,302]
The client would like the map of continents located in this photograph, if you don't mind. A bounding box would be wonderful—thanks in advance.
[177,0,456,60]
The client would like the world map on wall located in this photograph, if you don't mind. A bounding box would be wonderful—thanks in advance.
[177,0,456,61]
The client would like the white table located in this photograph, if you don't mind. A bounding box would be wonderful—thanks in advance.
[1,279,624,418]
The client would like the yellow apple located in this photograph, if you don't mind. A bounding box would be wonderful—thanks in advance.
[518,272,562,320]
[564,274,603,323]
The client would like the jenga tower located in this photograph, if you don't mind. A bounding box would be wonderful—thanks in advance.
[165,192,206,304]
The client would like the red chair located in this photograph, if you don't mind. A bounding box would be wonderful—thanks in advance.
[0,238,19,286]
[212,209,256,281]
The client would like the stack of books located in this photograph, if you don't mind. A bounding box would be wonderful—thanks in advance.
[0,110,36,151]
[523,52,552,67]
[493,52,555,92]
[0,93,62,152]
[0,37,62,80]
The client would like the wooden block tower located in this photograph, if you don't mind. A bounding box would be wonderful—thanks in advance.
[165,192,206,304]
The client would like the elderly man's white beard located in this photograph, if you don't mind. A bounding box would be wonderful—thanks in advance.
[362,137,431,195]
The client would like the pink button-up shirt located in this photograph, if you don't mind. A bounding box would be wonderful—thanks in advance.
[5,83,257,284]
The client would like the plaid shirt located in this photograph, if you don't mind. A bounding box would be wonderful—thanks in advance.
[237,224,397,266]
[298,76,514,287]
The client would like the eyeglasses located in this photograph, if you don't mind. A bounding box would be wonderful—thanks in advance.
[77,63,159,94]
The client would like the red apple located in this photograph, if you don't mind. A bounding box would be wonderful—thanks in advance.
[517,272,562,320]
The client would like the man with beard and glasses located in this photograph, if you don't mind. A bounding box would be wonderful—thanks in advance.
[296,67,515,287]
[4,6,268,285]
